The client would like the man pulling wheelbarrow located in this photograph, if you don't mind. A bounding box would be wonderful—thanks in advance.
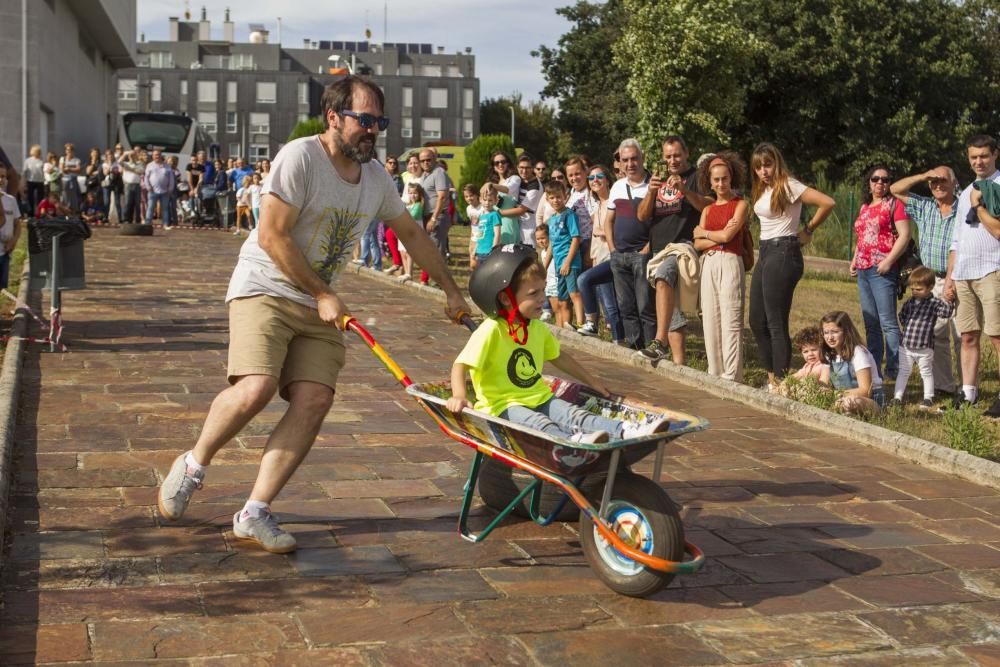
[157,76,470,553]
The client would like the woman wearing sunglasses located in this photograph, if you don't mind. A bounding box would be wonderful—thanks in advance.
[849,165,912,380]
[575,165,625,342]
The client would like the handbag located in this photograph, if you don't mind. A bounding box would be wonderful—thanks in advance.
[740,224,755,272]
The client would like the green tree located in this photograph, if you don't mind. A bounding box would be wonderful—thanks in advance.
[480,93,563,164]
[534,0,637,163]
[287,117,325,142]
[615,0,761,159]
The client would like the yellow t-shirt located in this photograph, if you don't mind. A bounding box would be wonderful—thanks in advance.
[455,318,560,416]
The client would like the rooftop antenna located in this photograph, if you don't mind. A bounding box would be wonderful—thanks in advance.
[383,0,388,43]
[184,0,191,20]
[277,16,282,45]
[364,10,371,40]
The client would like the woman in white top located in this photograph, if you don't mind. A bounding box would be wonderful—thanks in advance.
[59,143,82,212]
[22,144,46,214]
[575,165,623,342]
[748,143,836,389]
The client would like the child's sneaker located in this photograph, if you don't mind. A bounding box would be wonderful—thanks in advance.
[889,397,903,408]
[918,398,939,412]
[232,508,297,554]
[158,451,205,521]
[577,321,599,337]
[636,339,669,362]
[621,416,670,440]
[540,311,553,323]
[571,430,610,444]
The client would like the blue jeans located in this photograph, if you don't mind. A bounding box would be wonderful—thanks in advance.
[501,397,623,439]
[579,260,624,341]
[857,265,901,377]
[610,251,656,349]
[145,191,171,225]
[360,219,382,270]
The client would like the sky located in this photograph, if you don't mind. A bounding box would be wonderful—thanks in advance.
[137,0,573,102]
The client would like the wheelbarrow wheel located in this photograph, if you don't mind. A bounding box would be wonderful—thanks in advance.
[579,472,683,597]
[478,456,606,522]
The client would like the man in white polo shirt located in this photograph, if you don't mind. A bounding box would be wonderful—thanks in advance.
[943,134,1000,416]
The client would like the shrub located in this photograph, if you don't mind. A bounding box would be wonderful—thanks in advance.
[942,404,999,461]
[780,375,839,411]
[287,117,325,142]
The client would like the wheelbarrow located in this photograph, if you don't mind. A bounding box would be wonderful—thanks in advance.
[343,315,707,597]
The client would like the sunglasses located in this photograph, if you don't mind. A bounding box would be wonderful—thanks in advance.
[419,158,434,163]
[927,178,948,187]
[534,166,545,171]
[587,174,606,181]
[493,160,509,166]
[338,110,390,131]
[870,176,891,184]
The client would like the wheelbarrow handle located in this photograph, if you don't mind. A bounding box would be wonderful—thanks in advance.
[340,316,414,388]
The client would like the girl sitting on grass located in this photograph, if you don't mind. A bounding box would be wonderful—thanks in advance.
[821,311,886,415]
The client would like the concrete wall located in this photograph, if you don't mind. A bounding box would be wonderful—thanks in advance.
[0,0,135,167]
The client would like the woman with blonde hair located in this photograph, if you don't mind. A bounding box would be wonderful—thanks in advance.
[749,143,835,390]
[22,144,46,213]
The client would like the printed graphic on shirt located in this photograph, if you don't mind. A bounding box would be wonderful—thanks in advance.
[307,205,364,283]
[508,348,541,388]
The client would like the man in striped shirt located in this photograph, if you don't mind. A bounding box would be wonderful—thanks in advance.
[943,134,1000,416]
[891,166,961,396]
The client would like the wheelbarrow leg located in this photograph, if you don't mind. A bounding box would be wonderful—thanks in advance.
[652,441,666,485]
[458,450,543,543]
[598,449,622,520]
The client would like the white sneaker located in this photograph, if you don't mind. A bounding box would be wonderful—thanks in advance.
[621,415,670,440]
[577,321,599,336]
[351,259,364,265]
[398,273,411,283]
[571,430,610,444]
[540,311,553,322]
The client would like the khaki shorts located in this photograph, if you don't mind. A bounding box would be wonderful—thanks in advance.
[955,270,1000,336]
[228,295,346,399]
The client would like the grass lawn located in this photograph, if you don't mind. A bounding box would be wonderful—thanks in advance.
[429,224,999,460]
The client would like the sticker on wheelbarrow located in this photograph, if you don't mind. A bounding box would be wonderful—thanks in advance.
[551,444,600,469]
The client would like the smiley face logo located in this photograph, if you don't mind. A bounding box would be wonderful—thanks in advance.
[507,348,541,388]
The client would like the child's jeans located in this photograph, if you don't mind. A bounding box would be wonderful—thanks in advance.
[360,219,382,270]
[501,397,622,440]
[895,345,934,400]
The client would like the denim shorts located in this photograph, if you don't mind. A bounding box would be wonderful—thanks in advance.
[557,268,580,300]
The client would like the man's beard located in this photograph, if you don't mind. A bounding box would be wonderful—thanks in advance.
[334,128,376,164]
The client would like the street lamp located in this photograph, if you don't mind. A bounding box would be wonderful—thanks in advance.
[508,105,515,147]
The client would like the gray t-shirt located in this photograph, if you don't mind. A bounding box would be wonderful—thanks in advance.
[418,166,452,222]
[225,136,405,309]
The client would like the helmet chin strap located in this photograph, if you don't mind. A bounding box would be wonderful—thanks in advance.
[497,286,528,344]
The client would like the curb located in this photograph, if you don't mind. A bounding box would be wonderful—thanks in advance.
[0,262,32,563]
[355,264,1000,490]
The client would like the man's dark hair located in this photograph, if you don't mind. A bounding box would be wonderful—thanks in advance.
[662,135,688,152]
[967,134,998,152]
[517,153,534,164]
[320,76,385,129]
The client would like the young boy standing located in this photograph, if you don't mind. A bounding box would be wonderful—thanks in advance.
[464,183,483,269]
[447,245,667,442]
[545,180,584,328]
[893,267,956,409]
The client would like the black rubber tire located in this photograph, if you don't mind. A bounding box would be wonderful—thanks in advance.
[579,472,684,597]
[119,223,154,236]
[477,456,606,522]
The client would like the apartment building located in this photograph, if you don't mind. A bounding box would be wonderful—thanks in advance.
[115,8,480,161]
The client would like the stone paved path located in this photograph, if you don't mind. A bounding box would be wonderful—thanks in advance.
[1,227,999,666]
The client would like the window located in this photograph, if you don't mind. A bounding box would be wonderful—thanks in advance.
[250,112,270,134]
[401,117,412,138]
[428,88,448,109]
[249,144,269,161]
[463,88,474,111]
[197,111,218,134]
[297,112,310,123]
[197,80,217,103]
[117,78,137,101]
[149,51,174,68]
[446,65,461,78]
[231,53,255,70]
[462,119,473,140]
[202,55,230,69]
[256,82,276,103]
[297,82,308,105]
[398,63,413,76]
[226,81,237,103]
[225,111,237,133]
[150,79,162,102]
[420,64,442,77]
[375,64,383,75]
[402,86,413,109]
[228,142,241,159]
[180,80,188,96]
[421,117,441,139]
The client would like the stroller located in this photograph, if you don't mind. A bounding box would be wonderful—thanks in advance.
[192,185,223,228]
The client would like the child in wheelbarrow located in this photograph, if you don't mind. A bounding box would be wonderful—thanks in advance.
[447,244,669,443]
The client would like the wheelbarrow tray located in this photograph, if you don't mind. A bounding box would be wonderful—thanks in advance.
[406,375,709,478]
